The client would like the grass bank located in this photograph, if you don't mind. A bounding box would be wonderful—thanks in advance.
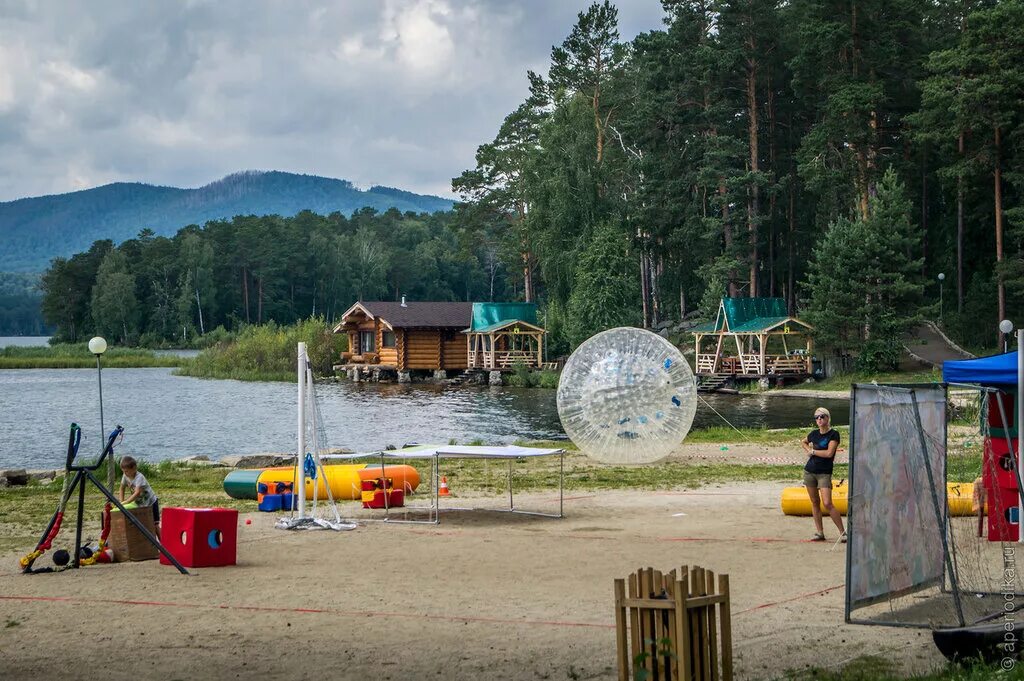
[504,365,560,388]
[175,317,345,382]
[0,344,186,369]
[778,367,942,392]
[784,655,1024,681]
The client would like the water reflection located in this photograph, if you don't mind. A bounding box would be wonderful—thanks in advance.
[0,367,847,469]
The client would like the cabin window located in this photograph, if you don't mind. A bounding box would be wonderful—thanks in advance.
[382,331,396,348]
[359,330,375,354]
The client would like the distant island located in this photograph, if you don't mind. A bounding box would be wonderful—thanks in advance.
[0,170,454,271]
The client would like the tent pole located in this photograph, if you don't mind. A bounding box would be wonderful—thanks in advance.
[297,342,306,519]
[1018,330,1023,544]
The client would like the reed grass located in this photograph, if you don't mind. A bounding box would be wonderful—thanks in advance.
[0,344,186,369]
[175,317,346,382]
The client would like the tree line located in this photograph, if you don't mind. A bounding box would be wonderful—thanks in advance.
[452,0,1024,365]
[0,273,48,336]
[40,209,511,346]
[38,0,1024,369]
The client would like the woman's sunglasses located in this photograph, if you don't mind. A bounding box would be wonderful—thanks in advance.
[814,414,828,420]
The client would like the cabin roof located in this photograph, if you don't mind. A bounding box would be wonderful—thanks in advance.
[468,319,546,334]
[337,301,474,330]
[468,302,539,331]
[690,298,811,334]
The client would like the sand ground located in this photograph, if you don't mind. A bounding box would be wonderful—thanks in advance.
[0,481,946,681]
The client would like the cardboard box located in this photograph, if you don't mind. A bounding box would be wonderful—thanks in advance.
[108,506,159,562]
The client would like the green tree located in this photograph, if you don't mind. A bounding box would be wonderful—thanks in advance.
[565,219,640,347]
[91,249,139,344]
[803,169,925,369]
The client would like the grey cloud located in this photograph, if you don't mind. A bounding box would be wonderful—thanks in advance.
[0,0,664,202]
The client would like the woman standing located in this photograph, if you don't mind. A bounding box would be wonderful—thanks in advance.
[802,407,846,542]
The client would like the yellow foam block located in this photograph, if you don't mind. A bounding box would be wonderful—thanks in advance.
[780,480,974,517]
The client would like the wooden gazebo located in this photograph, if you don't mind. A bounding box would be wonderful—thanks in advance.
[464,302,549,370]
[691,297,813,377]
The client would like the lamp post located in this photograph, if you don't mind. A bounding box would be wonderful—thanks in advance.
[88,336,110,486]
[1000,320,1013,354]
[937,273,945,325]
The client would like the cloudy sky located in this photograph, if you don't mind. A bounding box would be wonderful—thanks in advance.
[0,1,665,202]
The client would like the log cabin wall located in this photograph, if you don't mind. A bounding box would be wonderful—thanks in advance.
[405,329,441,369]
[377,323,398,366]
[397,329,407,370]
[442,331,468,370]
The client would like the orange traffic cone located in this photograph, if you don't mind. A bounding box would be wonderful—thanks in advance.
[439,476,451,496]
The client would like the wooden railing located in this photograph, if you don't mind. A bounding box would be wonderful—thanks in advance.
[615,565,732,681]
[766,356,811,374]
[695,353,810,376]
[468,350,540,369]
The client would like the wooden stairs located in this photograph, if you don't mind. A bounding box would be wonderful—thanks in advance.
[697,375,731,393]
[449,368,485,386]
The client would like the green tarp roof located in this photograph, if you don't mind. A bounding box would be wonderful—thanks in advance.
[691,298,806,334]
[468,302,539,332]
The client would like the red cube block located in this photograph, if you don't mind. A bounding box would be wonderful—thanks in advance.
[987,486,1021,542]
[984,436,1022,490]
[159,507,238,568]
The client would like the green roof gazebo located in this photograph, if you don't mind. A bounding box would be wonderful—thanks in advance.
[464,302,548,370]
[690,297,813,377]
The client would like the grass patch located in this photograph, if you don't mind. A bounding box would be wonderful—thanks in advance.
[782,654,1024,680]
[0,343,185,369]
[0,464,250,555]
[504,365,560,389]
[782,367,943,392]
[685,426,849,446]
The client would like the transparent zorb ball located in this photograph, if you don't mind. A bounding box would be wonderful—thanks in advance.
[557,327,697,464]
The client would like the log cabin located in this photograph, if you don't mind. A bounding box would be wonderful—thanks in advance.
[334,299,549,376]
[334,300,474,373]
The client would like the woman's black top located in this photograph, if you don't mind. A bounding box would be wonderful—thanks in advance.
[804,428,840,474]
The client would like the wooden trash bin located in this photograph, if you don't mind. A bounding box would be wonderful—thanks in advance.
[108,506,159,562]
[614,565,733,681]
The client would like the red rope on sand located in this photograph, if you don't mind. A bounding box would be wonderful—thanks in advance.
[0,595,616,630]
[734,583,845,615]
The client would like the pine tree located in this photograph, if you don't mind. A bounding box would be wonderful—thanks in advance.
[803,169,924,368]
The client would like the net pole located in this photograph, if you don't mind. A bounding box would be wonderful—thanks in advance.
[910,391,965,627]
[297,342,307,519]
[844,384,858,623]
[1018,329,1023,544]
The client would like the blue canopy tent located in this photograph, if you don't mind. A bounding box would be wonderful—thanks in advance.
[943,352,1019,386]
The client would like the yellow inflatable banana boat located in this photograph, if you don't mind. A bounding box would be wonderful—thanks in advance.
[224,464,421,501]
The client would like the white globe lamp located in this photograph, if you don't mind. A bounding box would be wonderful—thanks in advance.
[88,336,107,355]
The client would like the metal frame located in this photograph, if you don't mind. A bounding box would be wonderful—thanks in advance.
[337,450,566,526]
[27,424,188,575]
[845,383,957,627]
[846,382,1024,628]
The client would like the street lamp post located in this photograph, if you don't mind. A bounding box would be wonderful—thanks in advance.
[88,336,110,486]
[1000,320,1013,354]
[937,273,945,325]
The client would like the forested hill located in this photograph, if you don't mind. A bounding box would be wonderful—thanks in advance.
[0,171,454,272]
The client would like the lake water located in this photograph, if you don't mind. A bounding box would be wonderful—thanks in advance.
[0,336,52,348]
[0,368,848,469]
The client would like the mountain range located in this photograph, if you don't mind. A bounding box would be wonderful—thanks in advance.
[0,171,454,272]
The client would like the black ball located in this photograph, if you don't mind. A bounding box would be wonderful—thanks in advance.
[52,549,70,566]
[78,546,93,560]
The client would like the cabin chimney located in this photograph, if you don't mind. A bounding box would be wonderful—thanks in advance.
[400,296,407,307]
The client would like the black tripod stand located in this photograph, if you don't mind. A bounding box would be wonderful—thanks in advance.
[26,423,188,575]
